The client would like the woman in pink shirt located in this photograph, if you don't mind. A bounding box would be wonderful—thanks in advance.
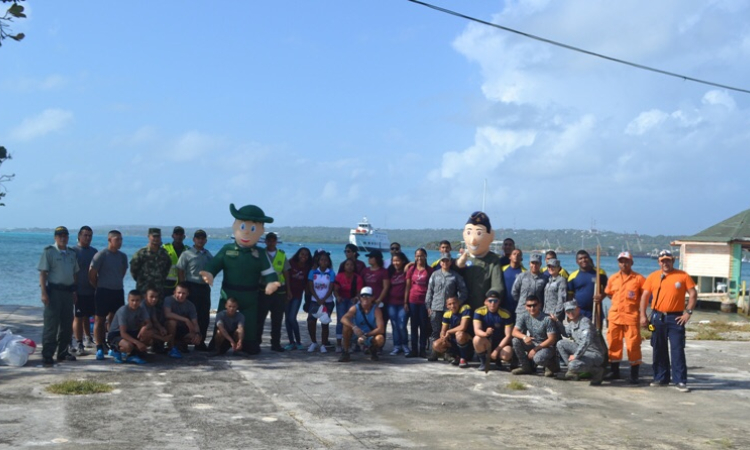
[334,259,363,353]
[387,251,410,355]
[405,248,433,358]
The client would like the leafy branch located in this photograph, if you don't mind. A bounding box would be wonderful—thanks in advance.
[0,0,26,46]
[0,146,14,206]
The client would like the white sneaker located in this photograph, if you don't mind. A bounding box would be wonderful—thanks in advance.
[308,343,319,353]
[84,336,95,348]
[320,345,328,353]
[402,345,410,354]
[390,347,402,356]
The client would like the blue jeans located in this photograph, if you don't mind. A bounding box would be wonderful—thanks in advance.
[285,297,302,344]
[409,303,429,352]
[387,304,408,347]
[651,311,687,384]
[336,298,355,339]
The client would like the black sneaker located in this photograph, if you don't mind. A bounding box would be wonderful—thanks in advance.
[338,352,351,362]
[270,345,285,352]
[370,351,379,361]
[194,343,209,352]
[43,357,55,367]
[57,354,77,362]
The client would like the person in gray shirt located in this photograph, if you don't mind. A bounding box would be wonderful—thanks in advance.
[425,253,468,360]
[89,230,128,360]
[543,258,568,334]
[512,254,547,316]
[511,294,558,376]
[557,300,605,385]
[107,290,151,365]
[164,282,202,358]
[211,297,246,355]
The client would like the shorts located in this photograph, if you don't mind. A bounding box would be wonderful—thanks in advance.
[107,329,139,347]
[75,294,96,317]
[175,322,191,341]
[307,301,335,323]
[95,288,125,317]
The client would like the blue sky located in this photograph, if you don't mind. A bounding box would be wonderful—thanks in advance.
[1,1,749,236]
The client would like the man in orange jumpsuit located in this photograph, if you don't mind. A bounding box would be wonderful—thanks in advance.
[604,251,645,384]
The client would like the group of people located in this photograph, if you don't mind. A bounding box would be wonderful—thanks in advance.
[37,208,698,393]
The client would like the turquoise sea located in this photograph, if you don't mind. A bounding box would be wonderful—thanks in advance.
[3,232,749,308]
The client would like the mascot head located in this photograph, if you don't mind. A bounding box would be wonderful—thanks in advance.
[462,211,495,258]
[229,204,273,248]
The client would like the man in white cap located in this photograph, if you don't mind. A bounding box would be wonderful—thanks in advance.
[604,251,646,384]
[640,250,697,392]
[338,286,385,362]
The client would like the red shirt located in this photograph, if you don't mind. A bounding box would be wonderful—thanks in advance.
[335,272,363,300]
[288,263,310,299]
[388,271,407,306]
[362,267,389,302]
[407,265,433,304]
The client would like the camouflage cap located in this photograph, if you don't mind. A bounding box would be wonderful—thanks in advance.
[564,300,579,311]
[148,228,161,236]
[466,211,492,232]
[230,204,274,223]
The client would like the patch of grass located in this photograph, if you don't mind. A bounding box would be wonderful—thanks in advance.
[705,322,750,333]
[640,328,652,340]
[46,380,114,395]
[693,326,725,341]
[506,380,527,391]
[706,437,734,448]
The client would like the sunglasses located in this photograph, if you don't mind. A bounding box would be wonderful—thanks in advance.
[390,247,400,251]
[487,299,500,303]
[525,304,540,308]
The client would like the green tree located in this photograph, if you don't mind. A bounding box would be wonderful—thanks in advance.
[0,0,24,206]
[0,0,25,45]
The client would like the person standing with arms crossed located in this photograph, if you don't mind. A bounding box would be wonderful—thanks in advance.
[640,250,697,392]
[89,230,128,360]
[38,226,79,367]
[176,229,213,351]
[71,226,97,354]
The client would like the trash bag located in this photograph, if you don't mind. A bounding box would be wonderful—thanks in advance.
[0,330,37,367]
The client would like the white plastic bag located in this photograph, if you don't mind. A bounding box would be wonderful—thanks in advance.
[0,331,37,367]
[312,304,332,325]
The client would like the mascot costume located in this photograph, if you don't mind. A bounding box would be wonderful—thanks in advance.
[201,204,280,354]
[455,211,506,310]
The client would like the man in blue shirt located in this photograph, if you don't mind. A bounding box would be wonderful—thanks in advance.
[567,250,607,321]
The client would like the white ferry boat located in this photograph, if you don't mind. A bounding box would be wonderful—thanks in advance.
[349,217,390,252]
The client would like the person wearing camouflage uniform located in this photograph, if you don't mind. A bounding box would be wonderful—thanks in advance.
[511,294,558,376]
[543,258,568,334]
[557,300,605,385]
[130,228,172,295]
[511,253,547,316]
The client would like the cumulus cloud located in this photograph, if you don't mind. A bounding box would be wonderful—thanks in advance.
[10,108,74,141]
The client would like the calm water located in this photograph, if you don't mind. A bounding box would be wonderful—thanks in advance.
[3,232,748,308]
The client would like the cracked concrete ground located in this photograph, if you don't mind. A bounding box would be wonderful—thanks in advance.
[1,305,749,449]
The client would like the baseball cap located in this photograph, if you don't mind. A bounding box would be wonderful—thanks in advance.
[617,251,633,261]
[173,226,185,235]
[658,250,674,261]
[529,254,542,264]
[194,229,207,238]
[547,258,560,268]
[366,249,383,258]
[440,252,452,261]
[360,286,373,296]
[54,226,69,236]
[485,290,502,301]
[564,300,579,311]
[148,228,161,236]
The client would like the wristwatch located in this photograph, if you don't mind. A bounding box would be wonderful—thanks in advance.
[686,309,693,315]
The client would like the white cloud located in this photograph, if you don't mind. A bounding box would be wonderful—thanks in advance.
[167,131,222,162]
[702,90,735,109]
[10,108,74,141]
[625,110,669,135]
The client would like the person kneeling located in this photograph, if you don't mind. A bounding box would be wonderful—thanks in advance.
[511,295,559,376]
[472,290,513,371]
[556,300,606,385]
[212,297,246,356]
[164,282,203,359]
[338,287,385,362]
[433,297,472,368]
[108,290,151,365]
[143,285,173,354]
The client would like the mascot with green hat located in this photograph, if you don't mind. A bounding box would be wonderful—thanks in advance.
[201,204,280,354]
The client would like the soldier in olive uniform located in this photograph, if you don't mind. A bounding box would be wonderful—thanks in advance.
[130,228,172,296]
[38,226,79,367]
[201,204,280,355]
[557,300,606,385]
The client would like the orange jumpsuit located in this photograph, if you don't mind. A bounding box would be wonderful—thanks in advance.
[604,270,646,365]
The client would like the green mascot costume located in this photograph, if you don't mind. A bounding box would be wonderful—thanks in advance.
[200,204,280,354]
